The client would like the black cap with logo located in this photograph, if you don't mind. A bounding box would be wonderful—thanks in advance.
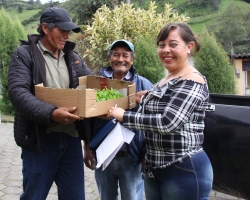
[40,7,81,33]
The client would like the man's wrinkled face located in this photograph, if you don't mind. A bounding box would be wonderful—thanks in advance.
[42,22,70,53]
[109,46,134,79]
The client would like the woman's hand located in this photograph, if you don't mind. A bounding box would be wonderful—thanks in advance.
[136,90,148,104]
[107,107,125,122]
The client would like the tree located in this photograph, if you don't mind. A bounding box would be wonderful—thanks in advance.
[74,0,114,25]
[208,5,250,54]
[75,2,189,81]
[194,28,236,94]
[180,0,220,17]
[186,0,219,9]
[0,8,26,114]
[18,5,23,13]
[63,0,116,25]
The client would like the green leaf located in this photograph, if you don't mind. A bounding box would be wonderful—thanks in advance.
[96,87,124,102]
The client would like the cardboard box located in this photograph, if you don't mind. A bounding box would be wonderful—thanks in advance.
[35,75,136,118]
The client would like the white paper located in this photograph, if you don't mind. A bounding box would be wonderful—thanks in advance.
[121,125,135,144]
[95,122,135,170]
[96,122,124,169]
[102,142,124,170]
[101,127,134,170]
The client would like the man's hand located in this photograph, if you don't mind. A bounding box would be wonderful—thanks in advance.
[84,144,95,170]
[51,107,82,124]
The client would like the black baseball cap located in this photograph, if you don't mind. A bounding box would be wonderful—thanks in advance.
[40,7,81,33]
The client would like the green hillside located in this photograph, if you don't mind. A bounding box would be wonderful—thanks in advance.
[8,9,40,21]
[5,0,250,34]
[189,0,250,34]
[7,9,41,34]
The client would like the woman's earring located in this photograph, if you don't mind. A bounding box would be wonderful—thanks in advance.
[187,50,190,54]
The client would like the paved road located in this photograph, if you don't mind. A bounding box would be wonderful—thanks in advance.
[0,122,244,200]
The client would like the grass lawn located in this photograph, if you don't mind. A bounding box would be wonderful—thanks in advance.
[219,0,250,12]
[189,23,207,35]
[7,9,41,34]
[7,9,41,21]
[26,21,40,34]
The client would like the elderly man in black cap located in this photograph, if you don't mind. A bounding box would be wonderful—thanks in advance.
[8,7,95,200]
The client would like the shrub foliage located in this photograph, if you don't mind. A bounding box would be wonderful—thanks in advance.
[0,8,26,114]
[133,35,165,83]
[194,29,236,94]
[75,2,189,76]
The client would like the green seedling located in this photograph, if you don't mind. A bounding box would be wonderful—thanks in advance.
[96,87,124,102]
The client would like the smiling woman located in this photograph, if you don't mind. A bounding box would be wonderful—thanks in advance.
[107,22,213,200]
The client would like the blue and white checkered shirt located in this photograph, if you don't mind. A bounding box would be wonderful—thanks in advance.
[123,76,209,175]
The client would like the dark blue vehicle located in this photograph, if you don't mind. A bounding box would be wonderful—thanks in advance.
[204,94,250,199]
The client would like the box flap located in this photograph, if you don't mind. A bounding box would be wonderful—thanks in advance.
[35,84,85,116]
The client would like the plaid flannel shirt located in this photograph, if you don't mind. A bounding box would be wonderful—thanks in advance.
[123,76,209,173]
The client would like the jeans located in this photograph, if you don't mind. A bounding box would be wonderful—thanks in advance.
[95,155,144,200]
[20,132,85,200]
[144,151,213,200]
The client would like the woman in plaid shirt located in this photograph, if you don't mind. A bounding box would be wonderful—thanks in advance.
[108,22,213,200]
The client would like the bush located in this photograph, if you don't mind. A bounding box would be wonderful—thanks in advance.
[194,28,236,94]
[75,2,189,72]
[0,8,26,114]
[133,35,165,84]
